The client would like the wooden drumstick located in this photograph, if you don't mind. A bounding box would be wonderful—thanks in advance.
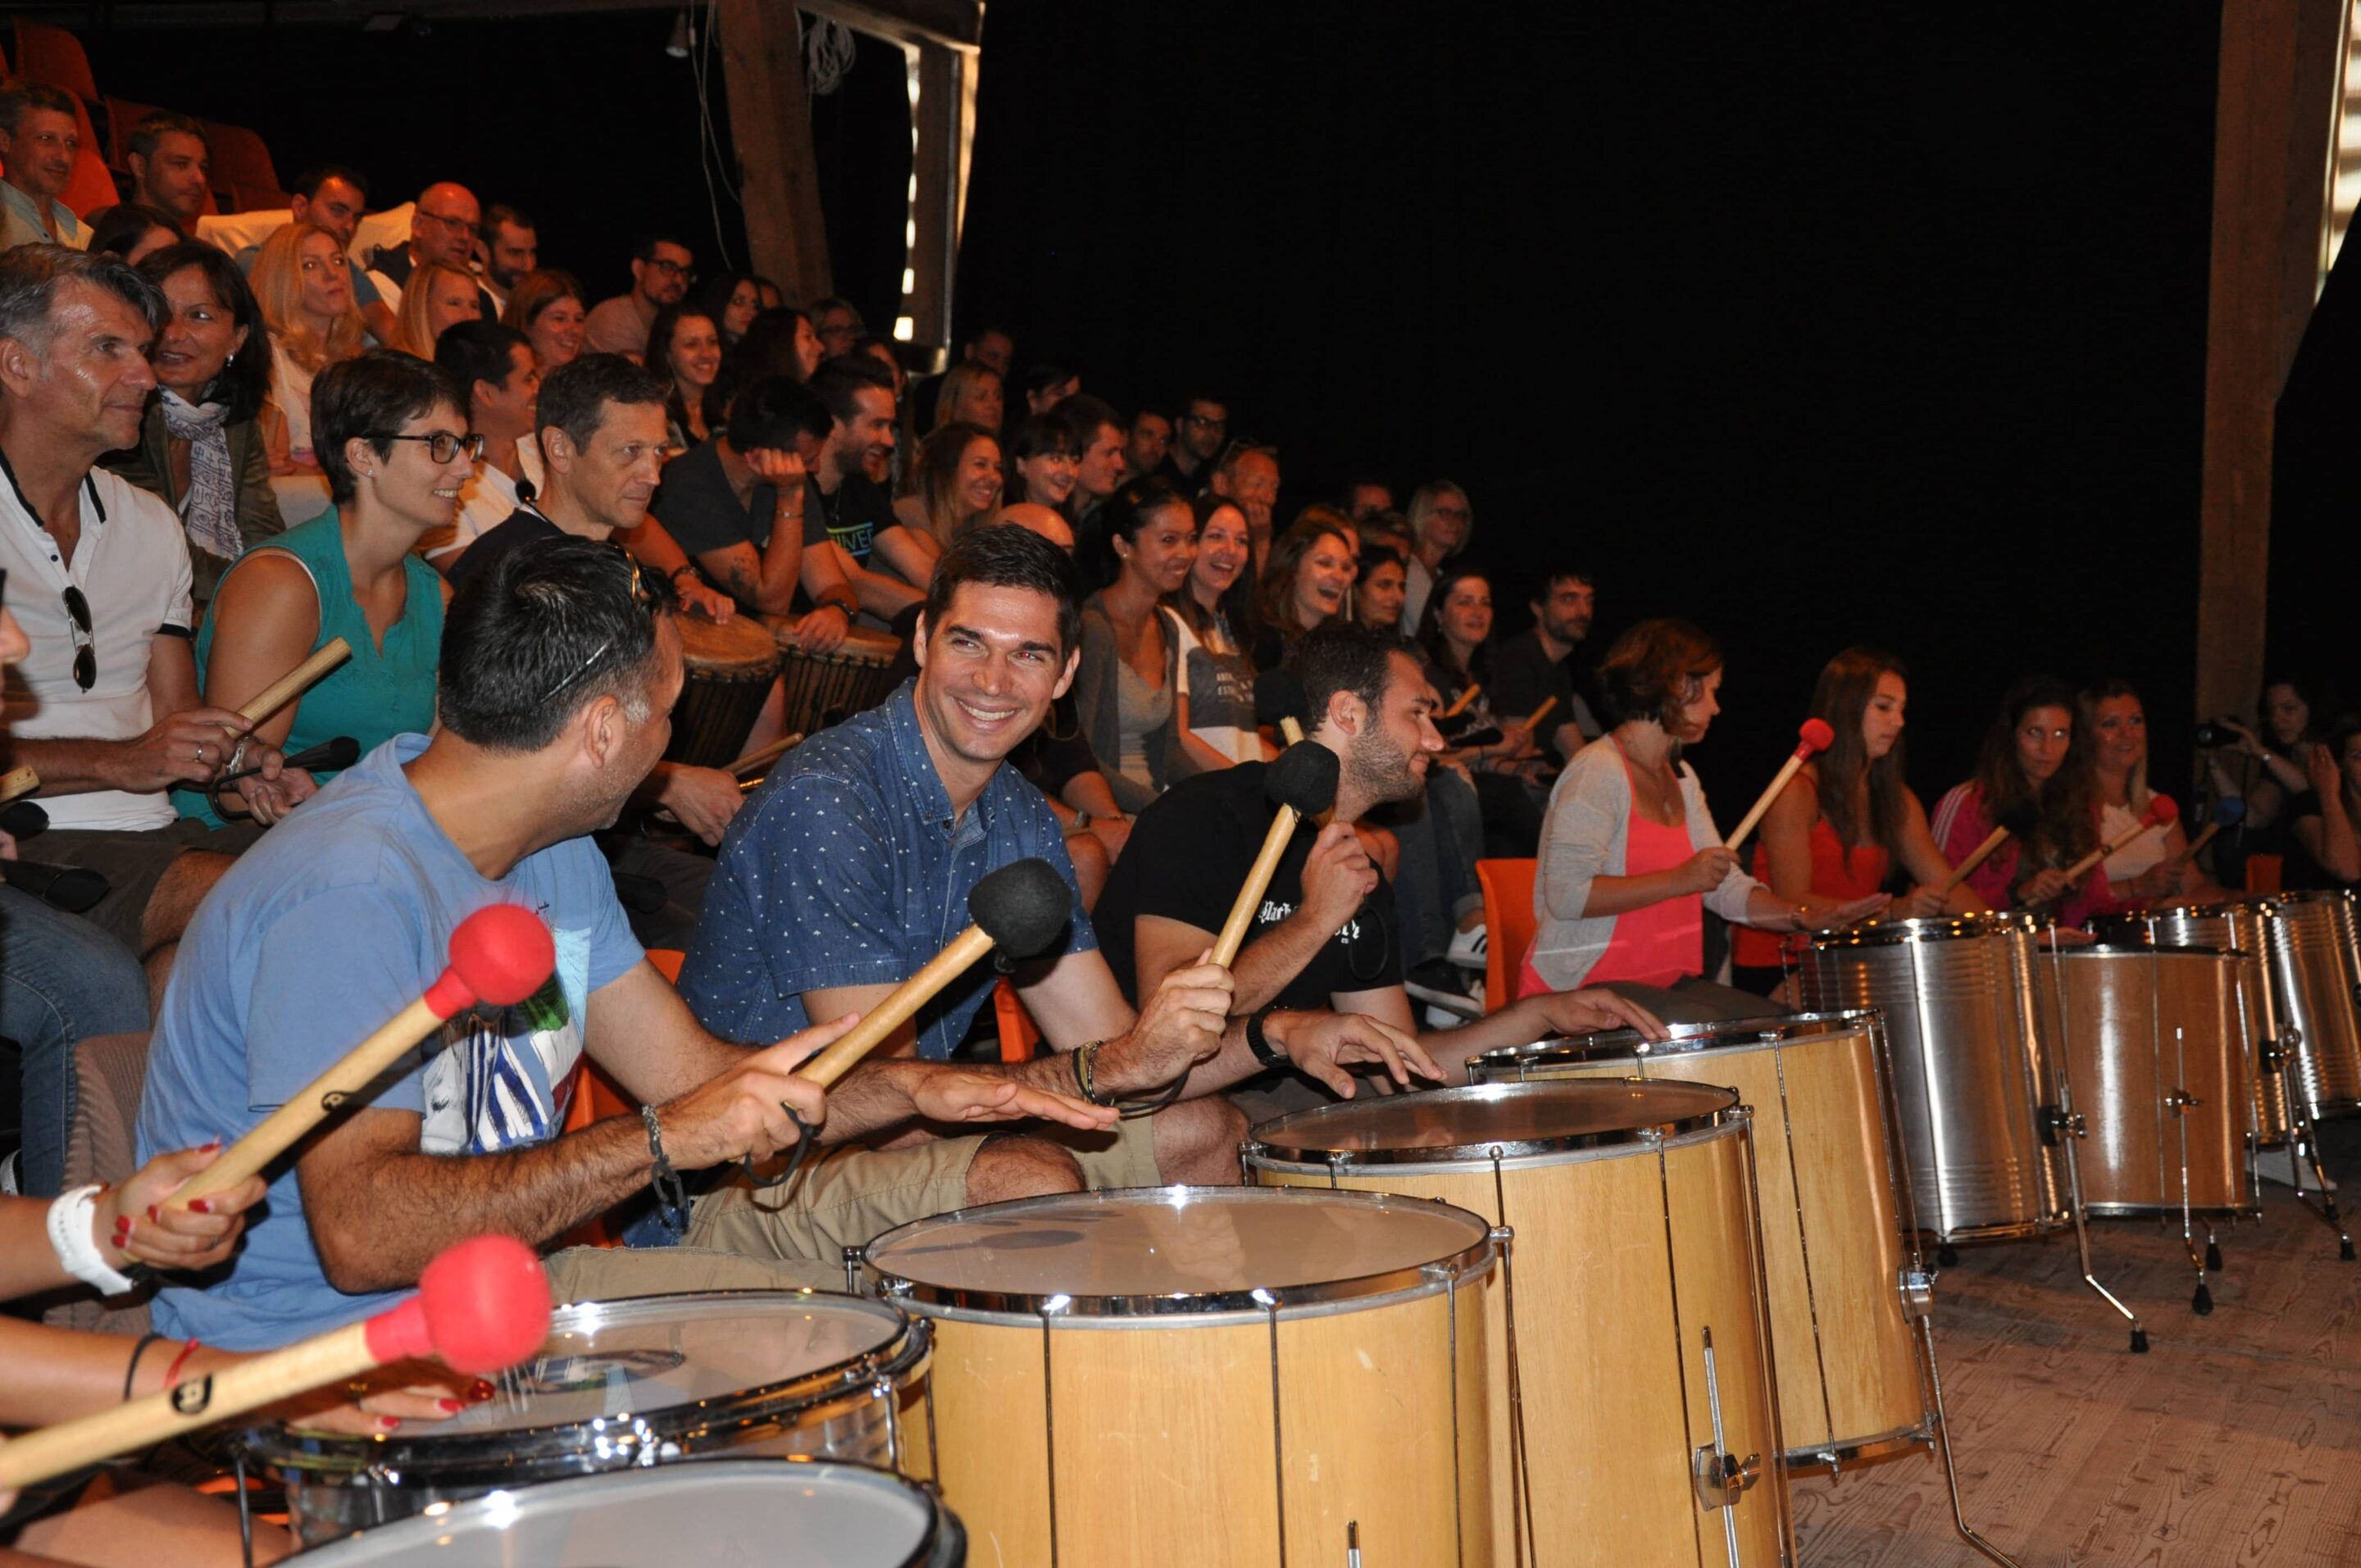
[166,905,555,1209]
[1441,684,1481,720]
[2063,796,2178,884]
[1934,826,2011,896]
[1210,743,1341,967]
[1522,695,1558,730]
[2172,800,2243,868]
[0,766,36,802]
[728,734,800,776]
[794,858,1074,1086]
[238,638,353,727]
[1723,719,1836,852]
[0,1237,550,1490]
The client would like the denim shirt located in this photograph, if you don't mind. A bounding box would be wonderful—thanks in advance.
[679,679,1093,1056]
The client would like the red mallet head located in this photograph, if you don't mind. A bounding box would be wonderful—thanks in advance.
[423,905,557,1019]
[2142,794,2181,828]
[365,1234,552,1374]
[1796,718,1836,757]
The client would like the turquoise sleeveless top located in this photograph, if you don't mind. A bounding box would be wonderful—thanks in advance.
[176,509,444,828]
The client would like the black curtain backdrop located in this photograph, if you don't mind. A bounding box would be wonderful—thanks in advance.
[2268,214,2359,720]
[958,2,2224,809]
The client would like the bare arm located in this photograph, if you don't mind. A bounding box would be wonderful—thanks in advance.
[1895,789,1988,914]
[1754,773,1817,902]
[827,541,925,619]
[195,552,318,754]
[2,634,252,797]
[870,520,942,590]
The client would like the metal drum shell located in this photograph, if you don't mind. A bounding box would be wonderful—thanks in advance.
[1799,916,2065,1242]
[239,1291,930,1548]
[1244,1081,1793,1567]
[2031,945,2258,1217]
[2091,904,2288,1143]
[2249,891,2361,1120]
[862,1185,1496,1568]
[1467,1014,1930,1471]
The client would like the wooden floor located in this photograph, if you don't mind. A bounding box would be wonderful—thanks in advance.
[1789,1123,2361,1566]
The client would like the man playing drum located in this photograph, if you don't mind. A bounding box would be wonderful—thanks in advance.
[137,537,1112,1350]
[678,525,1435,1265]
[1094,620,1667,1112]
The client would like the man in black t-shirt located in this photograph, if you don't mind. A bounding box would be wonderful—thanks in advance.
[807,357,921,623]
[1488,568,1604,762]
[1095,621,1663,1094]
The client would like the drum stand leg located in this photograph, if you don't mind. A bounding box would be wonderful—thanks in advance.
[2283,1106,2354,1261]
[1913,1306,2022,1566]
[2060,1137,2149,1352]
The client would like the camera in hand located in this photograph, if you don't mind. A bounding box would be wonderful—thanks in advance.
[2193,719,2238,749]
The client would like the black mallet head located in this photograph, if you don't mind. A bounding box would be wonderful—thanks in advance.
[1266,741,1340,817]
[968,857,1074,958]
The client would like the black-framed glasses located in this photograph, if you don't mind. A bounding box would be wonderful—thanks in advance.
[531,549,664,706]
[372,431,487,464]
[644,257,695,282]
[61,584,93,692]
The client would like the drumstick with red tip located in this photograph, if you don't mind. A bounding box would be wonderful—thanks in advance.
[1211,743,1343,966]
[165,905,557,1209]
[0,1236,551,1489]
[1723,719,1836,852]
[2063,795,2179,884]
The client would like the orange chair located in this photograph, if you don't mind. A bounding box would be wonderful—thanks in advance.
[1475,858,1537,1012]
[11,19,97,102]
[201,117,280,195]
[992,976,1041,1062]
[102,94,161,170]
[553,948,686,1247]
[61,93,116,221]
[2245,854,2283,895]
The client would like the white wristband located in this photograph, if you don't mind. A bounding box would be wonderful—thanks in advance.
[48,1184,137,1296]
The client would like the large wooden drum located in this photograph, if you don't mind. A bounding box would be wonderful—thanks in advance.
[1469,1014,1931,1475]
[1244,1080,1791,1568]
[860,1185,1496,1568]
[666,613,781,767]
[764,615,903,739]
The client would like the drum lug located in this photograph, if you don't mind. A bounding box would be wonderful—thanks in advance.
[2038,1105,2086,1146]
[1899,1266,1937,1320]
[2164,1088,2203,1116]
[1690,1444,1762,1511]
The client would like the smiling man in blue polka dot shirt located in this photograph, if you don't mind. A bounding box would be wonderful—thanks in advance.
[678,525,1438,1265]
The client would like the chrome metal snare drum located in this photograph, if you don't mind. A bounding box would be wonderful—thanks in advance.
[1244,1080,1792,1567]
[295,1459,964,1566]
[1802,912,2067,1242]
[241,1290,930,1548]
[862,1185,1496,1568]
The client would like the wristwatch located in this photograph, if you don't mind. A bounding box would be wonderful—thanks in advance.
[1245,1007,1290,1069]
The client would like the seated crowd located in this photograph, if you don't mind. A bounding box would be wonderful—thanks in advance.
[0,87,2350,1563]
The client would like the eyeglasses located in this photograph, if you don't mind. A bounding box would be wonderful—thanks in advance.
[532,549,663,706]
[61,584,93,691]
[419,210,480,238]
[643,257,695,281]
[1181,411,1227,430]
[372,431,487,464]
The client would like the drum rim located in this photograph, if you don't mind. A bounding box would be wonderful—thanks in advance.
[1241,1078,1743,1162]
[1467,1011,1877,1075]
[284,1457,957,1566]
[2036,942,2250,961]
[1808,909,2041,948]
[858,1183,1496,1318]
[239,1289,926,1471]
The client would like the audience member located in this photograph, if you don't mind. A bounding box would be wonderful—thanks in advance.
[1251,512,1355,667]
[84,201,182,264]
[250,221,366,469]
[647,300,724,449]
[1208,441,1281,570]
[480,202,538,305]
[428,318,543,566]
[806,355,920,616]
[648,373,860,644]
[586,234,694,357]
[2082,679,2210,901]
[0,248,303,1003]
[1158,393,1226,488]
[1076,479,1199,813]
[1342,478,1394,521]
[1527,619,1882,1020]
[1417,566,1548,855]
[180,352,458,831]
[1353,543,1407,631]
[2292,714,2361,887]
[1169,493,1266,768]
[1400,479,1471,633]
[1931,675,2118,926]
[385,258,484,357]
[911,320,1014,429]
[1062,393,1128,519]
[108,243,282,607]
[698,271,767,347]
[0,80,89,250]
[2206,674,2331,884]
[1487,566,1604,759]
[369,181,494,318]
[1126,407,1171,481]
[1361,507,1415,561]
[235,164,395,343]
[1016,362,1080,418]
[810,295,864,359]
[1008,411,1080,513]
[933,358,1004,434]
[876,420,1002,591]
[124,112,212,227]
[505,267,589,371]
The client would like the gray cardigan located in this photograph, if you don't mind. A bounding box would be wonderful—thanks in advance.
[1530,734,1763,989]
[1073,598,1195,815]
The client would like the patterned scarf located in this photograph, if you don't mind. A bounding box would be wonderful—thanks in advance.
[157,389,242,562]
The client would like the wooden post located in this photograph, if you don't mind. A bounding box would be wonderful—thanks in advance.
[717,0,834,307]
[2194,0,2348,721]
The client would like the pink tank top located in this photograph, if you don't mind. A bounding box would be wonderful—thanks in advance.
[1520,741,1704,996]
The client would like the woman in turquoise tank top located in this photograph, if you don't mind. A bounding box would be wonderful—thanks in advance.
[176,355,466,829]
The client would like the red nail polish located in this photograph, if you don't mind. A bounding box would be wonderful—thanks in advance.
[146,1205,158,1222]
[468,1379,495,1402]
[191,1198,212,1214]
[114,1217,130,1235]
[437,1398,463,1413]
[379,1417,402,1430]
[199,1139,221,1152]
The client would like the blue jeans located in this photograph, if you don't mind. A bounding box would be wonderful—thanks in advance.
[1386,768,1489,969]
[1,885,150,1197]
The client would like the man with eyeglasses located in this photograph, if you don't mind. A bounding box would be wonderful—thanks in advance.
[585,234,695,360]
[1094,620,1663,1120]
[0,248,306,1005]
[1156,393,1229,489]
[367,180,498,324]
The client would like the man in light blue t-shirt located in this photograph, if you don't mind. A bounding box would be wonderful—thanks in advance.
[137,535,1113,1350]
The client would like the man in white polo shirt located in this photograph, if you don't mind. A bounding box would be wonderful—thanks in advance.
[0,247,303,1002]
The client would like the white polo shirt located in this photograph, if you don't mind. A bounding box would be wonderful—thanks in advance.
[0,462,195,830]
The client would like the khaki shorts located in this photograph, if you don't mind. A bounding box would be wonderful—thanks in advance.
[686,1113,1165,1267]
[34,820,262,951]
[544,1242,844,1299]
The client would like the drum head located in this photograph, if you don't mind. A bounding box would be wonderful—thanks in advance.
[676,611,783,672]
[294,1460,953,1567]
[864,1184,1492,1317]
[1250,1079,1737,1161]
[1813,909,2038,948]
[1471,1013,1867,1077]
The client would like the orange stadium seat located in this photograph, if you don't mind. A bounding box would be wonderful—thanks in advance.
[1476,857,1536,1012]
[11,18,97,102]
[202,116,279,194]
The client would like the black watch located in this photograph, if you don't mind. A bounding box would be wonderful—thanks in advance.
[1245,1007,1289,1069]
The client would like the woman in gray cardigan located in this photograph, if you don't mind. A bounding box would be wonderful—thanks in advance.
[1072,478,1203,813]
[1526,620,1884,1020]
